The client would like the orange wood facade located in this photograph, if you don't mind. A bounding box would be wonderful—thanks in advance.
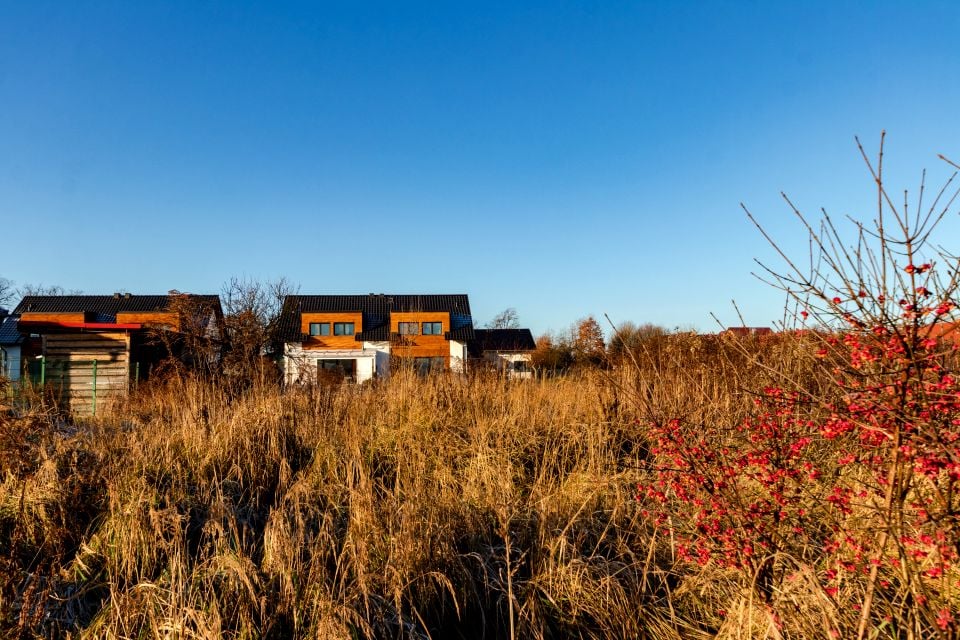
[301,312,363,350]
[20,312,87,324]
[116,311,179,329]
[390,311,451,360]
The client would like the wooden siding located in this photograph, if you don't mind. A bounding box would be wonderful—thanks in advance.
[390,311,450,360]
[116,311,179,329]
[20,312,87,324]
[43,332,130,414]
[301,312,363,350]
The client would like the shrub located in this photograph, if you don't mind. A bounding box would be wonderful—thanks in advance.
[640,134,960,637]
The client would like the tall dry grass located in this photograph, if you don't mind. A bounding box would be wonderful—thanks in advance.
[1,333,951,638]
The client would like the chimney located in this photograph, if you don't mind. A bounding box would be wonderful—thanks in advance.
[113,292,121,299]
[124,292,131,299]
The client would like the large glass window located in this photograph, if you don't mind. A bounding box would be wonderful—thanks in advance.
[333,322,354,336]
[413,356,445,375]
[421,322,442,335]
[317,359,356,382]
[309,322,330,336]
[398,322,419,335]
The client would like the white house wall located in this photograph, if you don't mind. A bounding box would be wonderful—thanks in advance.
[283,338,473,383]
[284,341,391,384]
[364,341,391,377]
[355,356,375,383]
[1,345,20,381]
[449,340,467,373]
[484,351,533,379]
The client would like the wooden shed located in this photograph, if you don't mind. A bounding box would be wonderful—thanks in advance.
[11,293,222,414]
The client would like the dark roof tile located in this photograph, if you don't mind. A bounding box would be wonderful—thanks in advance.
[277,294,474,343]
[13,294,222,318]
[470,329,536,357]
[0,315,22,345]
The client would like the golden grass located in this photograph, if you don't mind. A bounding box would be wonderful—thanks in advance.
[0,337,955,638]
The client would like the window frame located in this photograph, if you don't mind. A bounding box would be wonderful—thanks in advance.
[317,358,357,382]
[309,322,331,337]
[398,322,419,335]
[333,322,355,336]
[421,321,443,336]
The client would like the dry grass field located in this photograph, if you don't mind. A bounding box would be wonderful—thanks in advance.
[3,326,956,639]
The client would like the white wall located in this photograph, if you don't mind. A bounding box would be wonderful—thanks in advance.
[204,310,221,340]
[355,356,375,383]
[484,351,533,379]
[449,340,468,373]
[1,345,20,381]
[283,342,381,384]
[364,341,391,377]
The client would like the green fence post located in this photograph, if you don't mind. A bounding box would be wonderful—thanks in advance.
[40,355,46,386]
[92,359,97,416]
[135,361,140,391]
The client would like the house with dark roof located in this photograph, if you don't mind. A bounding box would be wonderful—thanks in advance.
[722,326,774,338]
[9,293,222,413]
[0,309,23,381]
[277,294,475,383]
[470,328,537,379]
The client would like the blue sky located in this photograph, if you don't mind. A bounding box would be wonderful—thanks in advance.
[2,1,959,335]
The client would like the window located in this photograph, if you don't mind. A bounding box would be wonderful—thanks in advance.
[317,359,356,382]
[309,322,330,336]
[413,356,445,375]
[398,322,419,335]
[512,360,529,373]
[421,322,442,335]
[333,322,354,336]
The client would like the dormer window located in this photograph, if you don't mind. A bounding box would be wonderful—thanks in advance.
[333,322,354,336]
[422,322,442,335]
[309,322,330,336]
[398,322,418,335]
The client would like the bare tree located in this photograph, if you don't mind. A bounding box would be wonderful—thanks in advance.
[220,276,299,386]
[17,283,82,297]
[0,276,14,307]
[607,321,667,362]
[486,307,520,330]
[146,292,223,380]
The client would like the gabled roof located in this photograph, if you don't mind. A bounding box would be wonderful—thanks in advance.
[277,294,475,343]
[12,294,223,336]
[13,294,222,317]
[470,328,536,357]
[0,314,22,346]
[13,293,220,315]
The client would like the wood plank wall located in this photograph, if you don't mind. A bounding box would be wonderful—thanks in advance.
[20,312,87,324]
[390,311,451,360]
[43,332,130,414]
[116,311,179,329]
[301,312,363,350]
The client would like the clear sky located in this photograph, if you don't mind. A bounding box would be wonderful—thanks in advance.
[2,1,959,335]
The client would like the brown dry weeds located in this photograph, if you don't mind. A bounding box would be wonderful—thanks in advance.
[0,334,949,639]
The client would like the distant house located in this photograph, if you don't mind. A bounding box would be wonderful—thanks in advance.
[9,293,223,413]
[722,326,774,337]
[277,294,475,383]
[0,309,23,381]
[470,328,537,379]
